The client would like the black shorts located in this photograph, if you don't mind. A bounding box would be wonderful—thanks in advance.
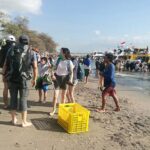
[84,69,90,77]
[53,74,69,90]
[8,82,29,111]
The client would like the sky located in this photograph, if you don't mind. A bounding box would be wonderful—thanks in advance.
[1,0,150,52]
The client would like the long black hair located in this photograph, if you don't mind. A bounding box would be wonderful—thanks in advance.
[105,53,114,62]
[61,48,71,60]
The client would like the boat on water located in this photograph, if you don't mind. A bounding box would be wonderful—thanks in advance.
[91,51,104,59]
[114,47,150,63]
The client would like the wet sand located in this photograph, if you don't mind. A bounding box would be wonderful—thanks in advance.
[0,76,150,150]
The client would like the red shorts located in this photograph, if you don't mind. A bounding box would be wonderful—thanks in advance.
[102,86,116,97]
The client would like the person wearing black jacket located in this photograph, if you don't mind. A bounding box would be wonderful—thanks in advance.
[0,35,16,109]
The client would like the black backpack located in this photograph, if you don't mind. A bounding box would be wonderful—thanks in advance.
[0,44,12,68]
[6,45,34,83]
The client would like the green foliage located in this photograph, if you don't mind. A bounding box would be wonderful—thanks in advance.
[38,33,58,52]
[14,16,29,29]
[2,22,22,38]
[0,12,9,23]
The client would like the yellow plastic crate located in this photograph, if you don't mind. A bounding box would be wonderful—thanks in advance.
[58,103,90,134]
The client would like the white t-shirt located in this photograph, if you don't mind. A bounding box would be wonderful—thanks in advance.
[38,62,51,77]
[56,60,74,76]
[84,64,91,70]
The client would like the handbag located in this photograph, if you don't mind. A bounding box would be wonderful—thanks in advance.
[42,74,52,85]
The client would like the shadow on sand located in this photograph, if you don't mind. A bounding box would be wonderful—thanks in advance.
[0,120,21,127]
[28,100,53,107]
[31,117,65,133]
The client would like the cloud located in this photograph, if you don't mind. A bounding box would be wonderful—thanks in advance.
[94,30,101,36]
[0,0,43,14]
[133,36,142,40]
[123,34,129,37]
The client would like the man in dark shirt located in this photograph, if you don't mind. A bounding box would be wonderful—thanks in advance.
[3,35,38,127]
[97,53,120,112]
[83,55,91,83]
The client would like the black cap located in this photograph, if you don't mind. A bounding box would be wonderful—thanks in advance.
[105,53,114,62]
[19,35,29,44]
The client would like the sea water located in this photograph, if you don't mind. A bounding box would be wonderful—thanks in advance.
[90,59,150,95]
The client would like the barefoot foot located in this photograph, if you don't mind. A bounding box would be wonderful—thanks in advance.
[96,108,106,113]
[22,122,32,127]
[11,118,18,125]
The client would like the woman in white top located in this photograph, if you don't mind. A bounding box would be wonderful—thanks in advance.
[50,48,74,116]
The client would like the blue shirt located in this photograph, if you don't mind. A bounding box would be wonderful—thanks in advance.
[102,63,116,88]
[83,58,90,67]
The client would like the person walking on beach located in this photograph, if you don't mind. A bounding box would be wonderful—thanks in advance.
[83,54,91,84]
[3,35,38,127]
[50,48,74,116]
[0,35,16,109]
[97,53,120,112]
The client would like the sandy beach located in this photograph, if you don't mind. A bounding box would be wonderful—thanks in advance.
[1,0,150,149]
[0,75,150,150]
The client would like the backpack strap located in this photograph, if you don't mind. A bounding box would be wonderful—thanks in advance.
[55,57,62,70]
[67,60,73,75]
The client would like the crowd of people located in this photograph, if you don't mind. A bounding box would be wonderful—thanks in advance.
[115,59,150,72]
[0,34,120,127]
[95,56,150,73]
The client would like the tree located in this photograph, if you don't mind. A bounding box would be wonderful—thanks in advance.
[14,16,29,29]
[38,33,58,52]
[2,22,22,38]
[0,12,57,53]
[0,12,10,23]
[0,12,10,37]
[27,30,45,51]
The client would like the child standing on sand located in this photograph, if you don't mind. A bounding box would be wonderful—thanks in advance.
[97,53,120,112]
[35,57,51,103]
